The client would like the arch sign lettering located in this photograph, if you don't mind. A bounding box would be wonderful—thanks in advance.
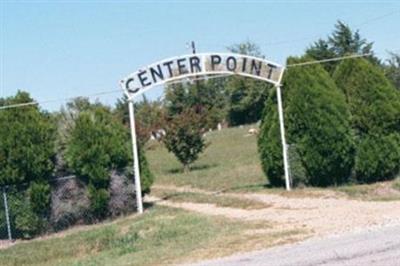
[120,53,285,98]
[120,53,289,214]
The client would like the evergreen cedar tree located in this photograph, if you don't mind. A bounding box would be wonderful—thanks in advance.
[258,56,355,187]
[0,91,56,238]
[306,20,379,74]
[65,104,154,218]
[384,52,400,90]
[333,58,400,182]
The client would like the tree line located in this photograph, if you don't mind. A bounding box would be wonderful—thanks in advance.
[259,21,400,186]
[0,95,154,238]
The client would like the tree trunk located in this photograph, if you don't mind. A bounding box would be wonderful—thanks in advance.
[183,164,190,173]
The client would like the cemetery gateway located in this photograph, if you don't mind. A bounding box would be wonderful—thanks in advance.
[120,52,289,213]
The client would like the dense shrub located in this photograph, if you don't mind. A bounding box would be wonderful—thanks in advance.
[333,58,400,135]
[287,145,308,187]
[258,57,354,187]
[258,90,285,187]
[333,58,400,182]
[355,134,400,182]
[0,91,56,237]
[65,105,131,218]
[137,147,154,194]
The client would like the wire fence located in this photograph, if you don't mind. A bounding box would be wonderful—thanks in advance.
[0,173,137,243]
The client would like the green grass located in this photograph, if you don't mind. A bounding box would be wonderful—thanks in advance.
[147,125,267,192]
[335,180,400,201]
[0,206,304,266]
[392,178,400,191]
[147,125,400,202]
[151,188,271,210]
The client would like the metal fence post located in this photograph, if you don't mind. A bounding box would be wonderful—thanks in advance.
[2,187,12,241]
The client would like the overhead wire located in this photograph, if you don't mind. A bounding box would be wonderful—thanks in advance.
[286,53,372,67]
[0,52,379,111]
[0,89,121,110]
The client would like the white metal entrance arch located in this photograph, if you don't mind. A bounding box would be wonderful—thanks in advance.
[120,52,290,213]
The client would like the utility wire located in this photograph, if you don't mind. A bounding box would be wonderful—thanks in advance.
[0,52,387,111]
[286,53,372,67]
[0,89,121,110]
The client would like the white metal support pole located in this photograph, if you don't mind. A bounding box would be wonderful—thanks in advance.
[2,187,12,241]
[276,85,291,191]
[128,100,144,213]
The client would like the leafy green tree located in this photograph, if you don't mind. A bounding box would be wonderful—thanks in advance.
[115,95,165,143]
[226,77,271,126]
[0,91,56,186]
[0,91,56,237]
[333,58,400,182]
[306,21,379,73]
[165,80,227,129]
[163,108,207,172]
[56,97,101,171]
[227,41,264,58]
[226,41,271,126]
[259,57,354,187]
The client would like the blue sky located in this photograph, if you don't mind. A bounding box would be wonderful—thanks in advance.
[1,1,399,111]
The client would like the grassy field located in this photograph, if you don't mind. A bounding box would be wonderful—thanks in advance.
[151,188,271,210]
[0,206,305,266]
[147,124,400,201]
[147,125,267,192]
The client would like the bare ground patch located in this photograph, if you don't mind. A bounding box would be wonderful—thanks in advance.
[147,185,400,238]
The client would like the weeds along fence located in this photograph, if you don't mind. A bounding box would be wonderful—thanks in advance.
[0,172,137,242]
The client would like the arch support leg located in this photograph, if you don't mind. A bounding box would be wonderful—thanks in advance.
[276,85,291,191]
[128,100,144,213]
